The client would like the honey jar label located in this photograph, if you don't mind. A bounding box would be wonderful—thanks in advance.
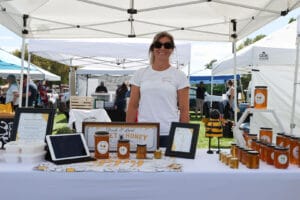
[97,141,109,154]
[278,154,288,165]
[260,135,271,143]
[271,152,274,160]
[119,146,128,155]
[255,93,265,105]
[292,146,299,159]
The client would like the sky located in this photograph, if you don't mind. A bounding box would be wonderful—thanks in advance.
[1,7,300,75]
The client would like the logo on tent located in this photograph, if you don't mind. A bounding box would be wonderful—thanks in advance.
[259,51,269,61]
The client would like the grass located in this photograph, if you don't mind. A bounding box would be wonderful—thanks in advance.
[52,111,234,149]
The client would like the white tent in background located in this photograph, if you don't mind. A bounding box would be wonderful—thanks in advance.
[0,48,60,81]
[213,21,300,137]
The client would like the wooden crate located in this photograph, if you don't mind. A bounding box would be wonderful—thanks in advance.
[70,96,94,109]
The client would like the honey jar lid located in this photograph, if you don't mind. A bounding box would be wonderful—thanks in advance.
[274,146,289,151]
[231,143,237,146]
[137,144,147,147]
[248,133,257,136]
[276,132,285,136]
[118,135,129,143]
[247,150,259,155]
[260,127,272,130]
[267,143,276,147]
[95,131,109,135]
[255,86,267,88]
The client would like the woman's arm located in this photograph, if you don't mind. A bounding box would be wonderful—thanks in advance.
[126,85,140,122]
[177,87,190,123]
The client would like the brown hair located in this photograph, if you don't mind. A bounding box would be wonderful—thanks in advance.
[148,31,175,65]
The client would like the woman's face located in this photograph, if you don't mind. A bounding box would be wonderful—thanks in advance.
[153,36,173,61]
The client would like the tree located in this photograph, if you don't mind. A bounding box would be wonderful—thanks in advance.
[205,59,217,69]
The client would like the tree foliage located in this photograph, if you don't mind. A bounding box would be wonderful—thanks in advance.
[12,48,69,84]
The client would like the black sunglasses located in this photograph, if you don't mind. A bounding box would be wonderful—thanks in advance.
[153,41,174,49]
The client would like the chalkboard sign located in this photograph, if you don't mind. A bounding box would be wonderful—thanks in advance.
[82,122,159,152]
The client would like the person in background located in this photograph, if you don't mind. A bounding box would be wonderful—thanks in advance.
[114,82,128,112]
[22,74,38,107]
[126,31,190,147]
[95,81,108,93]
[195,81,206,118]
[4,74,19,110]
[224,79,235,120]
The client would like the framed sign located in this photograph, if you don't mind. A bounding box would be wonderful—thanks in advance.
[165,122,200,159]
[10,108,55,141]
[82,122,159,152]
[0,113,14,148]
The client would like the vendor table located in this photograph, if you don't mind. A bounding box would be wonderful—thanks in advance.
[68,108,111,132]
[0,150,299,200]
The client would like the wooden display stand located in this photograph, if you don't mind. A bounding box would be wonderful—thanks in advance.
[233,108,284,147]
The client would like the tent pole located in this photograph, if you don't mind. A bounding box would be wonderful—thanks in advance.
[210,75,213,108]
[290,29,300,134]
[86,75,89,96]
[233,40,238,125]
[19,37,26,107]
[25,53,31,107]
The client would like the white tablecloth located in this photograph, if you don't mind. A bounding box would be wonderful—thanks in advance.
[0,150,300,200]
[68,109,111,132]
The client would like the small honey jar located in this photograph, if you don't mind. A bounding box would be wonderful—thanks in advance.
[230,143,238,158]
[229,157,239,169]
[238,146,244,162]
[241,148,251,165]
[259,127,273,144]
[274,146,289,169]
[136,144,147,159]
[221,153,228,164]
[247,150,259,169]
[289,136,300,165]
[245,133,258,148]
[265,143,275,165]
[225,154,232,166]
[254,86,268,109]
[259,142,267,161]
[94,131,109,159]
[154,149,162,159]
[117,135,130,159]
[276,132,287,147]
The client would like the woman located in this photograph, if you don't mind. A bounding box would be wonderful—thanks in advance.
[225,79,235,119]
[126,31,190,147]
[5,74,19,110]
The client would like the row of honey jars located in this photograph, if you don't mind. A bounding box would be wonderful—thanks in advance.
[251,139,289,169]
[231,144,259,169]
[276,133,300,166]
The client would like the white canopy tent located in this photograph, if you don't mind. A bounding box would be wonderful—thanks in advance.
[0,48,60,81]
[1,0,300,114]
[213,21,300,136]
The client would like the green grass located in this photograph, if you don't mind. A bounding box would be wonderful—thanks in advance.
[52,111,234,149]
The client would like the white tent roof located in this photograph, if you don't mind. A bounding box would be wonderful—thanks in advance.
[0,48,61,81]
[27,39,191,68]
[212,21,297,75]
[0,1,299,41]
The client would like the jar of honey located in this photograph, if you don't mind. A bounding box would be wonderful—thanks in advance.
[254,86,268,109]
[259,127,273,144]
[229,157,239,169]
[276,132,287,147]
[245,133,258,148]
[136,144,147,159]
[265,143,275,165]
[289,136,300,165]
[154,149,162,159]
[230,143,238,158]
[274,146,289,169]
[94,131,109,159]
[247,150,259,169]
[259,142,267,161]
[117,135,130,159]
[241,148,251,165]
[238,146,244,162]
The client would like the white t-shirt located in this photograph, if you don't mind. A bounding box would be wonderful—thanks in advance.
[5,83,19,105]
[130,66,190,136]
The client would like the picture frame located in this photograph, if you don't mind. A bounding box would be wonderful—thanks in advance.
[82,122,160,152]
[165,122,200,159]
[10,108,55,141]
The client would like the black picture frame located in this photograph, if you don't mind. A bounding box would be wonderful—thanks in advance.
[165,122,200,159]
[10,108,55,141]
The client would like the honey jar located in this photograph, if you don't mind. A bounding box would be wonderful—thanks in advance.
[265,143,275,165]
[245,133,258,148]
[259,142,267,161]
[117,135,130,159]
[247,150,259,169]
[259,127,273,144]
[289,136,300,165]
[254,86,268,109]
[225,154,232,166]
[136,144,147,159]
[221,153,228,164]
[229,157,239,169]
[276,132,287,147]
[274,146,289,169]
[94,131,109,159]
[230,143,238,158]
[238,146,244,162]
[154,149,162,159]
[241,148,251,165]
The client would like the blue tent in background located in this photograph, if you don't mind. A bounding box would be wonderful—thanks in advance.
[190,74,240,85]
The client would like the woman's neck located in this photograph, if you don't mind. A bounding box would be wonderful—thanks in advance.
[152,60,170,71]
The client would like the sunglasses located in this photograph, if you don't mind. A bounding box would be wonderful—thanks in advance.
[153,41,174,49]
